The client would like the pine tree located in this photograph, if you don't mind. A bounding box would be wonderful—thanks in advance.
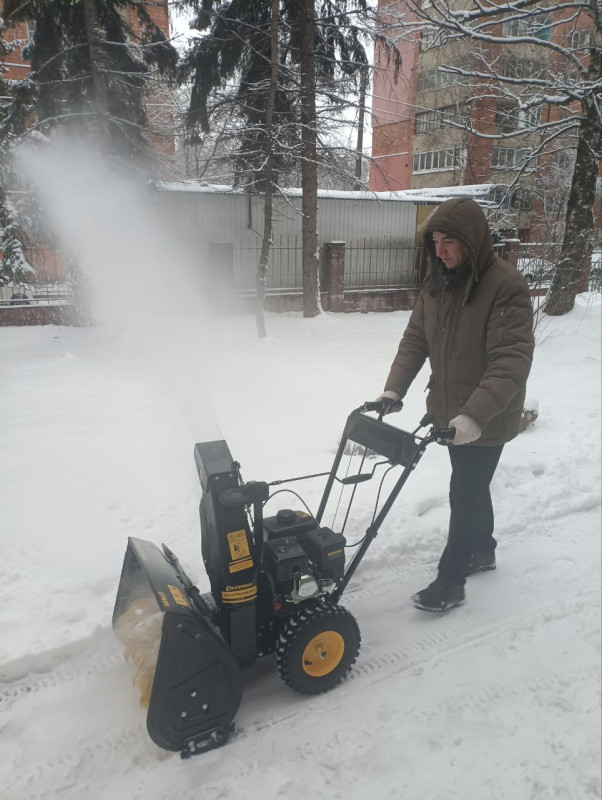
[177,0,371,316]
[0,184,34,285]
[0,0,178,286]
[2,0,178,167]
[0,24,35,285]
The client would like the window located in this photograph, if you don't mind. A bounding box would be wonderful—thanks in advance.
[498,55,544,80]
[546,192,567,214]
[502,18,528,37]
[421,28,437,49]
[502,13,552,40]
[532,13,553,41]
[495,101,540,133]
[420,26,451,50]
[555,153,572,172]
[491,147,537,170]
[417,67,467,92]
[415,104,467,135]
[492,186,532,211]
[413,146,464,173]
[569,31,589,50]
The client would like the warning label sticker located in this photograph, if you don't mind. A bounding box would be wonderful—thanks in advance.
[168,584,190,607]
[229,557,254,574]
[227,529,251,561]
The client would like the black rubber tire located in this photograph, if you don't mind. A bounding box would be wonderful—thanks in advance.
[274,602,361,695]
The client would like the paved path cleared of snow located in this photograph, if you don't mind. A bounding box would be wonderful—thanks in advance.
[1,298,600,800]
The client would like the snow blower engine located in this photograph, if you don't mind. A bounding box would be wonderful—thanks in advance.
[112,403,455,757]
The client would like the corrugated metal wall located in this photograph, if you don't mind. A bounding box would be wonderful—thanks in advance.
[154,185,419,292]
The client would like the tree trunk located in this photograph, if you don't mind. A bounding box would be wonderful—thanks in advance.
[255,0,280,339]
[544,24,601,316]
[299,0,320,318]
[354,67,368,190]
[81,0,111,148]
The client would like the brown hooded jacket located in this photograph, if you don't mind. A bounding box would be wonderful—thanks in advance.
[384,197,534,446]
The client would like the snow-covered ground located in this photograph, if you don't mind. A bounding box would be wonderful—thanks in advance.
[1,298,600,800]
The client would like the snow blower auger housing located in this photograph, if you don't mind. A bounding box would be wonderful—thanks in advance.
[113,404,455,757]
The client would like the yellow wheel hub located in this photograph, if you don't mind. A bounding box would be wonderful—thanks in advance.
[302,630,345,677]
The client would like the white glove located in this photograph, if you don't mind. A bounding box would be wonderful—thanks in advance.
[375,390,402,414]
[449,414,482,445]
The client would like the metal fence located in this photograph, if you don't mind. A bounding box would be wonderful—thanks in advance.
[233,237,309,293]
[345,240,422,289]
[0,279,73,308]
[232,237,422,294]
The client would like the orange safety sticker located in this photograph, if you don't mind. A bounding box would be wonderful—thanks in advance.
[158,591,170,608]
[227,529,251,561]
[168,584,190,607]
[228,557,254,574]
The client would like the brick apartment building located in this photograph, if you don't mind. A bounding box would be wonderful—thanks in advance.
[370,0,601,246]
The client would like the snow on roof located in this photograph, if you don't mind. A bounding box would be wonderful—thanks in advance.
[154,180,495,204]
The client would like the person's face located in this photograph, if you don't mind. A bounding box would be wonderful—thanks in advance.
[432,231,468,270]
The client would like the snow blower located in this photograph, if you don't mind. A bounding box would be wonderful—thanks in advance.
[112,403,455,757]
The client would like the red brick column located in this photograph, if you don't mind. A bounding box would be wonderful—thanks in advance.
[324,241,345,312]
[501,238,521,267]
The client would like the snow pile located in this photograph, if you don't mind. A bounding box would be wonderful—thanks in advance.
[0,296,600,800]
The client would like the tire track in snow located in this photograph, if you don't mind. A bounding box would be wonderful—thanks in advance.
[4,522,599,796]
[212,588,600,790]
[2,513,587,708]
[157,660,598,798]
[0,633,124,707]
[0,526,553,708]
[359,578,600,689]
[347,554,597,674]
[343,516,591,603]
[6,583,598,799]
[242,556,599,714]
[8,721,158,799]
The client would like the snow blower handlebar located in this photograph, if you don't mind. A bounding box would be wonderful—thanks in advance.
[321,406,456,602]
[362,403,456,442]
[358,403,456,443]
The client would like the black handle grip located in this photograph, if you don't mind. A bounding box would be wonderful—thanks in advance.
[361,398,403,417]
[434,426,456,442]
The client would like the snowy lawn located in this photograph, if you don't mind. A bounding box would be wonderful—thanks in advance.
[1,298,600,800]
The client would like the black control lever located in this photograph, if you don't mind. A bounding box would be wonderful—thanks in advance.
[219,481,269,508]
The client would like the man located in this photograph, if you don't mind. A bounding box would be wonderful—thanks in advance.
[376,197,534,612]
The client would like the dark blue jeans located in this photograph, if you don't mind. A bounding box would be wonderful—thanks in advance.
[438,443,504,583]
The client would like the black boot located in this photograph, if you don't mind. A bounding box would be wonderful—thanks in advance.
[465,550,496,577]
[412,575,465,612]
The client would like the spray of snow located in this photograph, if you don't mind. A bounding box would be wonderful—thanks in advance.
[18,139,228,444]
